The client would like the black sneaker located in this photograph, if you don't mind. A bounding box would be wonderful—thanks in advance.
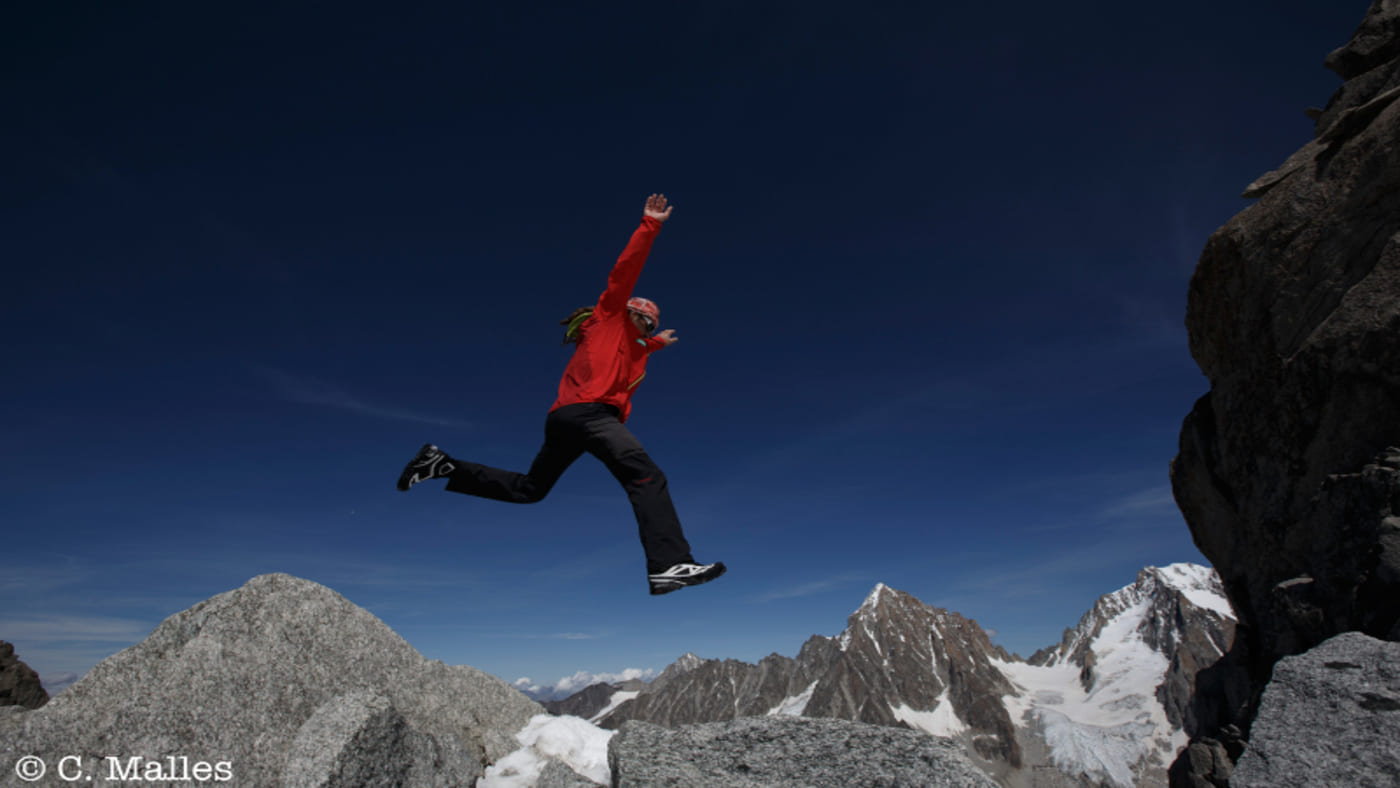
[648,561,727,596]
[396,444,456,491]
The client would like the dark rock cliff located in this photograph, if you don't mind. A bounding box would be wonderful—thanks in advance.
[0,642,49,710]
[1169,0,1400,783]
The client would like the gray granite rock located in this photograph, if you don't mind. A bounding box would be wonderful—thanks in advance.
[535,757,606,788]
[1232,632,1400,788]
[0,573,540,787]
[607,716,998,788]
[279,689,478,788]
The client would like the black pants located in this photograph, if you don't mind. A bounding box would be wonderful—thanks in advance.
[444,402,694,573]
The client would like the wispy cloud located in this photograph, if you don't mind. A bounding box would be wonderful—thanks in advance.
[1097,486,1179,521]
[0,615,156,644]
[948,542,1151,600]
[252,365,471,428]
[514,667,659,695]
[526,542,635,583]
[0,561,89,595]
[485,630,610,641]
[753,573,868,603]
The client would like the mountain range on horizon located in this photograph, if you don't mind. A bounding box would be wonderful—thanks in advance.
[537,562,1236,788]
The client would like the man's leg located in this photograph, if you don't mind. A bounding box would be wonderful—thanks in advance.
[578,409,695,574]
[440,410,585,503]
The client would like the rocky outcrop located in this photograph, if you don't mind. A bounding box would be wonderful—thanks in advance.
[0,573,541,788]
[1231,632,1400,787]
[607,716,999,788]
[0,642,48,710]
[1169,0,1400,756]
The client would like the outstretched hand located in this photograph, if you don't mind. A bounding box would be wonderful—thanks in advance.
[644,193,673,222]
[655,328,678,347]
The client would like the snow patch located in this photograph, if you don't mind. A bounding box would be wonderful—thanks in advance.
[588,690,638,724]
[768,680,819,716]
[477,714,613,788]
[891,691,967,737]
[863,620,882,657]
[1157,564,1234,619]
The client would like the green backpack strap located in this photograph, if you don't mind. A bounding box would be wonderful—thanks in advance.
[563,309,594,344]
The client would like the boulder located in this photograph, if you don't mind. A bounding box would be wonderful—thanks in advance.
[279,690,478,788]
[1166,736,1233,788]
[536,758,607,788]
[1232,632,1400,787]
[607,716,998,788]
[0,573,541,787]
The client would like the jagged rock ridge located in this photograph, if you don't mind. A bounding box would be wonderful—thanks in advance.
[584,564,1234,788]
[601,582,1022,768]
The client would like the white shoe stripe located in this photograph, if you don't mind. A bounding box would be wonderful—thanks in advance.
[649,564,715,580]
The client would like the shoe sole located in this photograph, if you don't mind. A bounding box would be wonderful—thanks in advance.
[397,444,445,492]
[649,562,727,596]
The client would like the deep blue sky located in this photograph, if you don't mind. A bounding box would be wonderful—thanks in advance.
[3,2,1369,691]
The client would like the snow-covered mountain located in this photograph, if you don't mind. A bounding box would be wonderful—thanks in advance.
[564,563,1235,788]
[1001,563,1236,786]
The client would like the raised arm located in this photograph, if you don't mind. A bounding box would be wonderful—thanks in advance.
[597,194,673,315]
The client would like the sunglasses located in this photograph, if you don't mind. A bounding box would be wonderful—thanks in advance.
[632,312,656,333]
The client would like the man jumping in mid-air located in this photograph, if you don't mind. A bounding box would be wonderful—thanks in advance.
[396,193,725,596]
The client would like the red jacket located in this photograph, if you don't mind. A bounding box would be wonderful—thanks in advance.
[551,216,668,422]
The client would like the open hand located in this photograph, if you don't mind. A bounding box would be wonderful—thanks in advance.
[644,193,673,222]
[655,328,678,346]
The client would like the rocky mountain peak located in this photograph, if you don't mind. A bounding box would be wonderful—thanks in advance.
[858,582,894,610]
